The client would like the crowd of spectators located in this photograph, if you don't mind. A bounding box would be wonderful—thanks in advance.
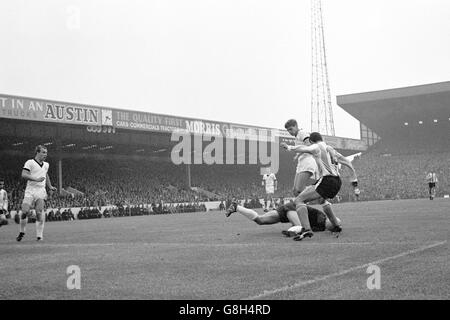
[339,151,450,201]
[46,208,75,221]
[1,144,449,215]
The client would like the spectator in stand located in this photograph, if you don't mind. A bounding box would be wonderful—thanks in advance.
[1,149,448,213]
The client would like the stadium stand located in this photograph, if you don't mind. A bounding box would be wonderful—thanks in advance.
[3,146,447,213]
[1,83,449,218]
[338,151,450,202]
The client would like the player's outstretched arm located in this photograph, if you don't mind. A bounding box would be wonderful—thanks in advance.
[281,143,319,155]
[336,154,358,181]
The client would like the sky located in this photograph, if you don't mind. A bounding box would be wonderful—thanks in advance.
[1,0,449,139]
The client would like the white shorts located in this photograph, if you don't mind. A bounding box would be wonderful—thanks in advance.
[23,188,47,206]
[266,187,275,194]
[296,157,318,175]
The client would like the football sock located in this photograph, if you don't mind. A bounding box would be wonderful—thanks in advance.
[286,210,302,227]
[36,219,45,238]
[20,216,27,233]
[322,201,340,226]
[295,203,312,231]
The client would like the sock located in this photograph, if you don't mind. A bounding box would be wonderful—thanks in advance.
[236,205,259,220]
[286,211,302,227]
[20,216,27,233]
[295,203,312,230]
[36,219,45,238]
[322,202,340,226]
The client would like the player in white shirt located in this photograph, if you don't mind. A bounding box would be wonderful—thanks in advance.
[16,145,56,242]
[0,179,9,226]
[262,172,277,210]
[426,172,438,200]
[284,120,319,198]
[281,132,343,241]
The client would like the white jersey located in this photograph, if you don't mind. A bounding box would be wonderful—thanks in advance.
[295,132,313,165]
[294,131,319,178]
[328,148,341,175]
[426,173,438,183]
[23,159,49,191]
[312,141,340,177]
[263,173,277,188]
[294,130,309,146]
[0,189,8,211]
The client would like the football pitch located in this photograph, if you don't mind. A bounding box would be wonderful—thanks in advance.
[0,199,448,300]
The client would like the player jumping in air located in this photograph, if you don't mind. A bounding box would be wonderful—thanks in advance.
[281,132,343,241]
[16,145,56,242]
[225,125,342,238]
[0,179,9,227]
[283,120,319,198]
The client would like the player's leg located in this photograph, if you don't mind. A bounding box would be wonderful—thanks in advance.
[325,217,342,231]
[280,210,305,237]
[278,202,304,237]
[293,172,313,197]
[254,210,281,225]
[226,201,280,225]
[292,186,322,240]
[320,200,341,229]
[226,201,258,219]
[315,176,342,233]
[268,192,275,209]
[17,197,33,241]
[0,209,7,226]
[35,198,45,241]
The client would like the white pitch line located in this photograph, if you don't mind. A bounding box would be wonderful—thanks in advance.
[244,240,447,300]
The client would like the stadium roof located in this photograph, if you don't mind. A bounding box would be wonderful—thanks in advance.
[0,93,367,157]
[337,81,450,136]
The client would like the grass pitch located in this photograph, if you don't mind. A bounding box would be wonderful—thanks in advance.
[0,199,448,300]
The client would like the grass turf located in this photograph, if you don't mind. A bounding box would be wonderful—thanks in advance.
[0,198,448,300]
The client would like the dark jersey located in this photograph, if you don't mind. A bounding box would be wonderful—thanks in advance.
[276,201,327,231]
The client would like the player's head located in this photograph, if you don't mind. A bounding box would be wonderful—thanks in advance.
[284,119,299,136]
[299,132,311,145]
[34,145,48,161]
[309,132,323,143]
[325,217,342,231]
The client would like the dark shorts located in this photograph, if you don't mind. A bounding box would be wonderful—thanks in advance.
[276,202,327,231]
[428,183,436,189]
[315,175,342,199]
[276,202,296,223]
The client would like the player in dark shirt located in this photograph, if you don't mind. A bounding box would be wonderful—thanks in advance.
[226,200,340,239]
